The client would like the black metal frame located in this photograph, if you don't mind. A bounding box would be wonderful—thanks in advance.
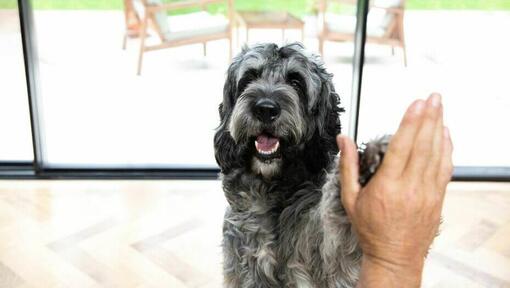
[350,0,368,142]
[0,0,507,181]
[18,0,43,171]
[0,167,219,180]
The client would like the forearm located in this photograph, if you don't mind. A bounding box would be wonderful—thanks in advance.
[356,256,423,288]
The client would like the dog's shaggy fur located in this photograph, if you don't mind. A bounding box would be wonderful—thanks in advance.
[214,43,389,288]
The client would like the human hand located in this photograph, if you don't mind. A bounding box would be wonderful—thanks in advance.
[337,93,453,287]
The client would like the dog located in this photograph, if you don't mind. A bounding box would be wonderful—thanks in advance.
[214,43,389,287]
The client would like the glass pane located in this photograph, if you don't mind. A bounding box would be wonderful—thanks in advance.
[30,0,358,168]
[358,1,510,167]
[0,3,34,161]
[319,0,359,138]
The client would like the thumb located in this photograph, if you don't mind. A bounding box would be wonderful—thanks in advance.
[337,135,361,214]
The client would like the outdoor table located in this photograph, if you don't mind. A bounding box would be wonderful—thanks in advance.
[235,11,305,44]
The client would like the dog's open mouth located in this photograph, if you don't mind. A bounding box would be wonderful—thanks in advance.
[255,133,281,160]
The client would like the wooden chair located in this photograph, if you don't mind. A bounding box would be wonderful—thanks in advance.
[123,0,234,75]
[318,0,407,66]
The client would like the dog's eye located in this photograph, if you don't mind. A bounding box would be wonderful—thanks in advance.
[237,69,259,96]
[290,79,301,88]
[288,72,305,92]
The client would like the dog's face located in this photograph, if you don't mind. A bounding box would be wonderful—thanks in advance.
[214,43,343,179]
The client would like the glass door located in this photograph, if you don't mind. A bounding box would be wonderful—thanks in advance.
[356,0,510,175]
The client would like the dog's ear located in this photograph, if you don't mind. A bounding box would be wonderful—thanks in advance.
[299,66,343,173]
[220,47,249,120]
[214,126,238,173]
[312,67,344,139]
[214,54,244,173]
[300,70,343,173]
[220,63,238,120]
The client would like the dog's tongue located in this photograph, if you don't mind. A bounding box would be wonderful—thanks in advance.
[256,134,279,151]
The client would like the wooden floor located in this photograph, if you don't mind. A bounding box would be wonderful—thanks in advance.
[0,180,508,288]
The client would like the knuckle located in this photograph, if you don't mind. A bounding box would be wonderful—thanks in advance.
[402,112,418,126]
[443,160,454,176]
[388,141,405,156]
[426,106,440,120]
[415,143,429,155]
[378,166,400,182]
[447,162,454,175]
[424,111,436,123]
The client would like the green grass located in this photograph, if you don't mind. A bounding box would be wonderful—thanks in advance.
[1,0,510,12]
[408,0,510,10]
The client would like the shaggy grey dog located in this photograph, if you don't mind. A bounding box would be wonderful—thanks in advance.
[214,43,389,288]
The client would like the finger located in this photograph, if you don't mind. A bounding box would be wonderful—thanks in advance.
[438,127,454,190]
[379,99,426,177]
[425,102,444,179]
[405,93,442,181]
[337,135,361,214]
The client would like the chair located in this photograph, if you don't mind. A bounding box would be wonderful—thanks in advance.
[123,0,234,75]
[318,0,407,65]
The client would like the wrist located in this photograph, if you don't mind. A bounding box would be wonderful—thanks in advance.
[357,255,424,288]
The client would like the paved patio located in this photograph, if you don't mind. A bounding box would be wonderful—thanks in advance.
[1,9,509,167]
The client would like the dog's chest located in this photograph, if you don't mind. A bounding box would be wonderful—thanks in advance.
[223,188,321,287]
[223,200,281,284]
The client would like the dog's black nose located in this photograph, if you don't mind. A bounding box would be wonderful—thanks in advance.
[253,98,281,123]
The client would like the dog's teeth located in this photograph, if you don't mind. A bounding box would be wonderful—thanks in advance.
[255,141,279,156]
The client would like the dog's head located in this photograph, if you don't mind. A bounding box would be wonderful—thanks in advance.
[214,43,343,180]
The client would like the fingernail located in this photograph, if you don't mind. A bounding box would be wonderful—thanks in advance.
[429,93,442,107]
[412,100,425,114]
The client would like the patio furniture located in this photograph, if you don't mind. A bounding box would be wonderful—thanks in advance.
[318,0,407,65]
[123,0,234,75]
[123,0,140,40]
[235,11,304,45]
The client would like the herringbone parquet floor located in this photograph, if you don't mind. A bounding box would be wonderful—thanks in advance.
[0,180,508,288]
